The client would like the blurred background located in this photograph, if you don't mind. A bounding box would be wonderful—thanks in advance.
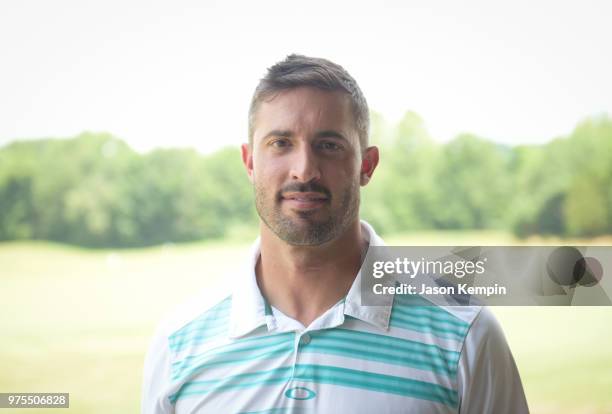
[1,0,611,413]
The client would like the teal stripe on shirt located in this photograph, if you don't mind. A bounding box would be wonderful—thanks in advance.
[170,296,232,340]
[295,364,458,408]
[391,305,470,330]
[170,364,458,408]
[389,305,470,341]
[172,327,460,383]
[392,296,470,327]
[169,296,232,352]
[171,333,294,381]
[169,366,294,403]
[239,409,310,414]
[301,328,460,376]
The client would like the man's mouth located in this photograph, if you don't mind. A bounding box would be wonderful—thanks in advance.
[281,192,329,209]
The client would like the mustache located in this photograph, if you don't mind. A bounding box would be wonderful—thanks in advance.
[277,182,332,200]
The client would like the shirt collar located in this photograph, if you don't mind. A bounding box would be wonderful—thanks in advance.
[228,239,269,338]
[343,220,394,330]
[228,220,393,339]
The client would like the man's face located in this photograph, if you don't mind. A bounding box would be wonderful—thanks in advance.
[242,87,376,246]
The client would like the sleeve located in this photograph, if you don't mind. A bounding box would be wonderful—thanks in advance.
[457,307,530,414]
[141,322,175,414]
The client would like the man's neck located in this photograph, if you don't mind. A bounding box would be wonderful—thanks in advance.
[256,220,366,328]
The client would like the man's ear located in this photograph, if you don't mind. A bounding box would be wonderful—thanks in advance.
[241,143,254,183]
[360,146,379,186]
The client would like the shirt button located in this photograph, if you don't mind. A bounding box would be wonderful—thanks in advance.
[299,334,311,345]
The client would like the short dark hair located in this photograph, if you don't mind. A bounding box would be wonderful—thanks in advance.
[248,54,369,149]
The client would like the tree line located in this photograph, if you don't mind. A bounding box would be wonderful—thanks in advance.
[362,112,612,238]
[1,113,611,247]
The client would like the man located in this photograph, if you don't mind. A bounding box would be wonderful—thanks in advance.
[142,54,529,413]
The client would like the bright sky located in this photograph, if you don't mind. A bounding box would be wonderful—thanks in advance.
[2,0,611,154]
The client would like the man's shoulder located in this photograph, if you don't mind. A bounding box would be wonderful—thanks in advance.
[153,286,233,343]
[391,294,484,330]
[142,286,234,413]
[438,305,484,327]
[384,296,487,358]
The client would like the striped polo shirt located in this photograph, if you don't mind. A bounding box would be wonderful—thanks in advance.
[142,221,529,414]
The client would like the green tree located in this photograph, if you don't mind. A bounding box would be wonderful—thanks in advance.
[433,134,511,229]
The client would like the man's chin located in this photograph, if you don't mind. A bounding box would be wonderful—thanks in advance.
[274,220,335,246]
[292,209,321,219]
[280,233,333,247]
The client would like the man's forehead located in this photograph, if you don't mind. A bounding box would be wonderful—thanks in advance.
[254,87,355,137]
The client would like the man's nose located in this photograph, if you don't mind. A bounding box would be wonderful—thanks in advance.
[289,145,321,183]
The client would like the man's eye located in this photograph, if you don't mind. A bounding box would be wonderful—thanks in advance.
[318,141,341,151]
[271,139,290,148]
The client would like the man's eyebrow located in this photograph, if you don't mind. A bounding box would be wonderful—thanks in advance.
[261,130,348,142]
[314,130,348,141]
[262,130,292,141]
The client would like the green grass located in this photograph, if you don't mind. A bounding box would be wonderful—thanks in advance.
[0,240,244,414]
[1,233,611,413]
[492,307,612,413]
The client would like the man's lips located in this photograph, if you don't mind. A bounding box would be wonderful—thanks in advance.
[282,192,329,201]
[281,192,329,209]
